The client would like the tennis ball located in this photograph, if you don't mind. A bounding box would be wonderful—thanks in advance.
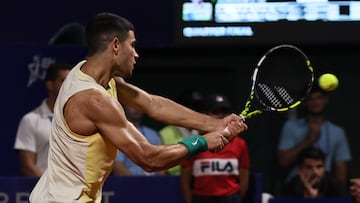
[318,73,339,91]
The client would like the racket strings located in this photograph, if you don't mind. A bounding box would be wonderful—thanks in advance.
[258,83,295,108]
[242,45,314,118]
[275,86,294,104]
[254,46,312,109]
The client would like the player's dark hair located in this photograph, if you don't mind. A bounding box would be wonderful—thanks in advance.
[296,146,325,167]
[45,63,72,82]
[85,12,135,56]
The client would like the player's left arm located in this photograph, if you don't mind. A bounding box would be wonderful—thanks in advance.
[114,76,245,135]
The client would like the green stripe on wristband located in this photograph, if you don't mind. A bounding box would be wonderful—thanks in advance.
[178,135,208,157]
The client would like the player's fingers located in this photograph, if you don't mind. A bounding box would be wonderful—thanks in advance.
[220,135,228,149]
[240,121,248,131]
[220,135,229,149]
[225,113,244,126]
[225,121,248,139]
[210,134,227,153]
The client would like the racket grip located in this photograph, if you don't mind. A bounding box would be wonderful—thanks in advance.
[239,114,245,121]
[223,127,230,133]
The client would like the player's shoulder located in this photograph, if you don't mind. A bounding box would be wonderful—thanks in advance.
[67,88,120,120]
[73,88,113,103]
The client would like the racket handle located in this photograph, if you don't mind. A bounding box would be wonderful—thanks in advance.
[223,127,230,133]
[239,114,245,121]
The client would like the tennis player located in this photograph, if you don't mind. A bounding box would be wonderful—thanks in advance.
[29,12,247,202]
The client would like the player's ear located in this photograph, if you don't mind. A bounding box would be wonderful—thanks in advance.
[112,38,121,55]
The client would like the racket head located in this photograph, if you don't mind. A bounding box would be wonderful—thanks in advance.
[242,44,314,118]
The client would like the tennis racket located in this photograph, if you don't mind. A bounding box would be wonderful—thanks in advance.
[239,44,314,120]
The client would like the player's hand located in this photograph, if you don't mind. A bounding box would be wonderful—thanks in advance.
[218,113,244,130]
[203,131,229,153]
[222,115,248,141]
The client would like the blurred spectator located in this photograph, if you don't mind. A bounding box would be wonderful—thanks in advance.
[180,93,250,203]
[277,84,351,187]
[113,105,165,176]
[14,63,72,176]
[48,22,86,46]
[281,146,346,198]
[350,178,360,203]
[159,89,204,175]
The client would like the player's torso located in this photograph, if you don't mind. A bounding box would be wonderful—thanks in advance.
[32,61,118,202]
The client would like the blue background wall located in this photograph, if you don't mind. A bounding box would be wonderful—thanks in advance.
[0,0,359,197]
[0,0,174,48]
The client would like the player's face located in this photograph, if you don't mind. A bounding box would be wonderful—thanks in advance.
[115,30,139,77]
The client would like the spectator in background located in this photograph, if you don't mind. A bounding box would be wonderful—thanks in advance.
[113,105,165,176]
[180,94,250,203]
[159,89,204,175]
[277,84,351,187]
[350,178,360,203]
[14,63,72,176]
[281,146,346,198]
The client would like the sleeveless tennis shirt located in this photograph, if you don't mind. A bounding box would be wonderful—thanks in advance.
[30,60,118,203]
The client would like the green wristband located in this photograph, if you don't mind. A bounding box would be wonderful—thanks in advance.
[178,135,208,157]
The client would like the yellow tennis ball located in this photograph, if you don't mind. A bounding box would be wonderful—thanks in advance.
[318,73,339,91]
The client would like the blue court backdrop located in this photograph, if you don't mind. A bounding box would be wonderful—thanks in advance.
[0,174,263,203]
[0,43,87,176]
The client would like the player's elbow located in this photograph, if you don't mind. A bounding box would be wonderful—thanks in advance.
[137,160,159,173]
[135,153,163,172]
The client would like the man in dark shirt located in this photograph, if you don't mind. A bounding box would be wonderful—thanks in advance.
[281,146,346,198]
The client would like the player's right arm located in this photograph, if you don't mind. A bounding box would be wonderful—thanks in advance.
[64,89,237,172]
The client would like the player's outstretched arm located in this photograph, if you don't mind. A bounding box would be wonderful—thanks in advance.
[114,77,246,136]
[65,89,245,172]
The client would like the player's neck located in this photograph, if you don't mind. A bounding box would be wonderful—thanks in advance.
[81,60,112,89]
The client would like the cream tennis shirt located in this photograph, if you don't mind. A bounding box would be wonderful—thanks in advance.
[30,60,118,203]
